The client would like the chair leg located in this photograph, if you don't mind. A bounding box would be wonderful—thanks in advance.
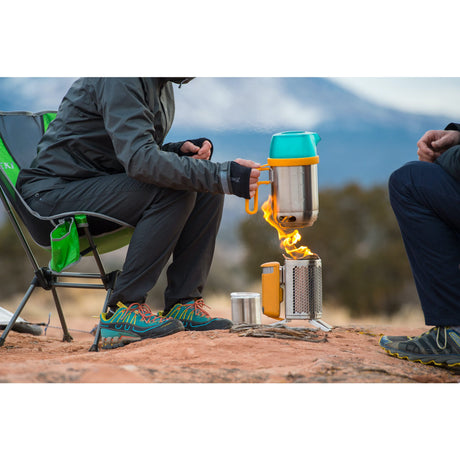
[0,277,38,347]
[88,288,112,352]
[50,286,73,343]
[89,270,120,352]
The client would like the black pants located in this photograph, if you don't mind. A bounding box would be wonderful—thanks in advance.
[27,173,224,308]
[389,161,460,326]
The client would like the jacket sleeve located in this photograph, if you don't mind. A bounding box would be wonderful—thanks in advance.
[93,78,227,194]
[435,122,460,181]
[163,137,214,159]
[445,122,460,132]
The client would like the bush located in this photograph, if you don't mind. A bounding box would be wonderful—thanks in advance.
[0,217,49,298]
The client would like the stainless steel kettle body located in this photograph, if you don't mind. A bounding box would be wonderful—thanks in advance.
[244,130,321,230]
[271,163,319,229]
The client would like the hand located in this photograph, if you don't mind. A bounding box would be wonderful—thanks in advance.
[180,140,212,160]
[417,130,460,162]
[235,158,261,198]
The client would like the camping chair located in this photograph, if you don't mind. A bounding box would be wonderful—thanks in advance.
[0,111,134,351]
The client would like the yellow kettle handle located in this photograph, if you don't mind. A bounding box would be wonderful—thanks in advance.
[245,165,270,215]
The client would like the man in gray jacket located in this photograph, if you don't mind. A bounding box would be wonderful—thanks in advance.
[17,78,261,349]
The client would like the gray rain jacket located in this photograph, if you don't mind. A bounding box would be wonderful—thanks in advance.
[17,78,248,199]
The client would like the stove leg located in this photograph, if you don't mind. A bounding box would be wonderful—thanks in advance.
[269,319,288,327]
[310,319,332,332]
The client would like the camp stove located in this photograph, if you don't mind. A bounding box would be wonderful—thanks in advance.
[261,255,331,331]
[244,130,332,332]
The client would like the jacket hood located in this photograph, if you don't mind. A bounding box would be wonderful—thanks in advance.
[167,78,195,86]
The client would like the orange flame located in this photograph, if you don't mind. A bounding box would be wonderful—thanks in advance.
[261,196,314,260]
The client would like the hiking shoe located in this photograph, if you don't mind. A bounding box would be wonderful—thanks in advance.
[100,301,184,349]
[161,299,233,331]
[379,327,460,367]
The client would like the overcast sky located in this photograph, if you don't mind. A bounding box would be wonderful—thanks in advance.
[2,77,460,129]
[332,78,460,119]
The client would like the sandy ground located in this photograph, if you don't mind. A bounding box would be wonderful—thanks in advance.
[1,291,459,383]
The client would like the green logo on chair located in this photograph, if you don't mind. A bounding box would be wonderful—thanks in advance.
[0,137,20,185]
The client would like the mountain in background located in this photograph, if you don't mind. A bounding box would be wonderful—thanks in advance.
[0,78,453,235]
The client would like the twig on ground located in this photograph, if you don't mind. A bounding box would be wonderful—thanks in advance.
[229,323,328,343]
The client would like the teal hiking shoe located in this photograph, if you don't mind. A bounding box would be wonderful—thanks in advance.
[379,327,460,367]
[161,299,233,331]
[100,301,184,349]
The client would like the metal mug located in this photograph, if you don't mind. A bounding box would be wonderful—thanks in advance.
[230,292,261,325]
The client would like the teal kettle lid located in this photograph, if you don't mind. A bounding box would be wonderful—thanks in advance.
[269,131,321,159]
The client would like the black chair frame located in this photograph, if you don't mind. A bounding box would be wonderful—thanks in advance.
[0,111,132,352]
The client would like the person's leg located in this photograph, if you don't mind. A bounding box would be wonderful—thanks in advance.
[107,188,198,305]
[27,173,191,347]
[381,161,460,366]
[158,192,232,330]
[27,174,197,305]
[388,161,460,326]
[163,192,224,309]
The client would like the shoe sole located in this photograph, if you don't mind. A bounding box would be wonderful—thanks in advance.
[381,345,460,368]
[101,332,142,349]
[100,322,184,350]
[181,320,233,331]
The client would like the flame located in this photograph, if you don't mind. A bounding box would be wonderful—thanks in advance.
[261,196,314,260]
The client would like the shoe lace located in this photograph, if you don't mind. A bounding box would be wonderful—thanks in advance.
[189,299,211,318]
[408,327,448,350]
[124,303,168,323]
[436,326,448,350]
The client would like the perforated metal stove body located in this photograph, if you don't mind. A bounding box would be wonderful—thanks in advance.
[261,255,331,331]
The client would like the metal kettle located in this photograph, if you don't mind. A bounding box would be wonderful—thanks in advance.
[246,131,321,229]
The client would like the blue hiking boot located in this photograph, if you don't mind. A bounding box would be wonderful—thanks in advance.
[100,301,184,349]
[379,327,460,367]
[161,299,233,331]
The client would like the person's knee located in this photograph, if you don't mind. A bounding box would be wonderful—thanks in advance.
[208,192,225,210]
[388,161,420,196]
[193,191,224,213]
[210,193,225,220]
[389,161,416,184]
[151,188,197,215]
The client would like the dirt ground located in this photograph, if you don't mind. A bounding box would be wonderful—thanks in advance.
[1,291,459,383]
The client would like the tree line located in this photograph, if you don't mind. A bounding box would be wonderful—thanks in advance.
[238,183,418,317]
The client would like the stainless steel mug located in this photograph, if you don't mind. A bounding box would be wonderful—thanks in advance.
[230,292,261,324]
